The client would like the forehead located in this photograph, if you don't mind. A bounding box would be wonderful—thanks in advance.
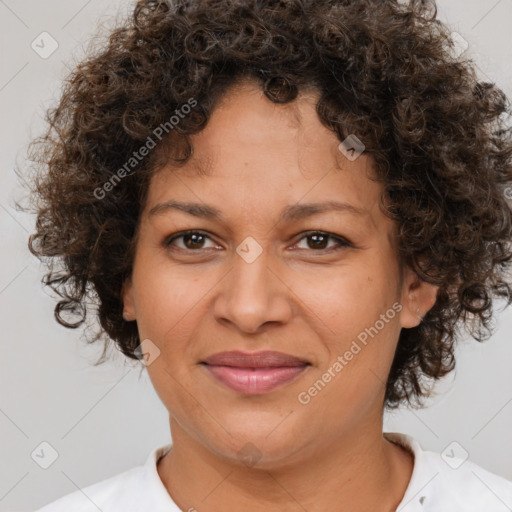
[195,81,326,155]
[142,82,388,232]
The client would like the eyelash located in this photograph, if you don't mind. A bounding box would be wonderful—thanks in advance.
[163,230,352,254]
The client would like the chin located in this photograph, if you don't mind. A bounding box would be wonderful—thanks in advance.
[211,427,307,470]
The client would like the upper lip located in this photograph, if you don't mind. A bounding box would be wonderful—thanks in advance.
[201,350,310,368]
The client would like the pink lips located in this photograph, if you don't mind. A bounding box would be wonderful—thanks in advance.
[201,350,310,395]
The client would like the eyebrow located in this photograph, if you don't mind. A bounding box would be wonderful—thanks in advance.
[148,199,368,222]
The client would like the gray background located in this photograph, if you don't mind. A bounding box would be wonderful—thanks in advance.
[1,1,511,510]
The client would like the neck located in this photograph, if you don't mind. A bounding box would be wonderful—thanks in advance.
[157,417,414,512]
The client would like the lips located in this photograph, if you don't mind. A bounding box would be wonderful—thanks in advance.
[200,351,310,395]
[201,350,309,368]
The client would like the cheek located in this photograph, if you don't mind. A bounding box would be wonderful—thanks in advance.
[299,263,392,331]
[302,264,400,379]
[131,255,211,338]
[144,358,203,431]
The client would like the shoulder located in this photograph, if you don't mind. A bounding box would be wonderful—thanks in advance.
[34,466,144,512]
[386,432,512,512]
[34,444,175,512]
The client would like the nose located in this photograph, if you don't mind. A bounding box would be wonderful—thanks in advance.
[213,242,293,334]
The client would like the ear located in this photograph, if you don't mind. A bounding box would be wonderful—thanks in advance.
[399,263,439,329]
[121,276,136,321]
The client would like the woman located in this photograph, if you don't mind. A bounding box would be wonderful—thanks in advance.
[28,0,512,510]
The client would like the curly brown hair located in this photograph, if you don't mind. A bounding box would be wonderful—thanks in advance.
[24,0,512,408]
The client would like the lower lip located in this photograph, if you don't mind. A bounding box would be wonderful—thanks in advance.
[202,364,309,395]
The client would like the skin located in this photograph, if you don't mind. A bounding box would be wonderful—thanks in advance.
[122,79,439,511]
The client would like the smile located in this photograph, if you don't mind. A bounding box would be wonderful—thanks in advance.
[201,364,309,395]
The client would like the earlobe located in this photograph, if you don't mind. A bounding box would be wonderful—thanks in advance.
[399,265,439,329]
[121,278,136,322]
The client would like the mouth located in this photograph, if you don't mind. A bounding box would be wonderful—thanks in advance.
[199,350,311,395]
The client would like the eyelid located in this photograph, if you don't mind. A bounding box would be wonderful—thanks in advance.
[163,229,352,252]
[164,230,220,249]
[291,230,352,250]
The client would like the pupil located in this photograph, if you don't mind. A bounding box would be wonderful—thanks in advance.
[310,234,327,249]
[182,233,329,250]
[185,233,204,249]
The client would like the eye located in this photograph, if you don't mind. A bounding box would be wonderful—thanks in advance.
[163,230,352,253]
[164,230,219,251]
[293,231,352,252]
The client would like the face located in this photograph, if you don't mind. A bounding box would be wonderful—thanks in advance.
[122,80,436,468]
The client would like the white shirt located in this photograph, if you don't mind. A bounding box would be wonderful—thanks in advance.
[34,432,512,511]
